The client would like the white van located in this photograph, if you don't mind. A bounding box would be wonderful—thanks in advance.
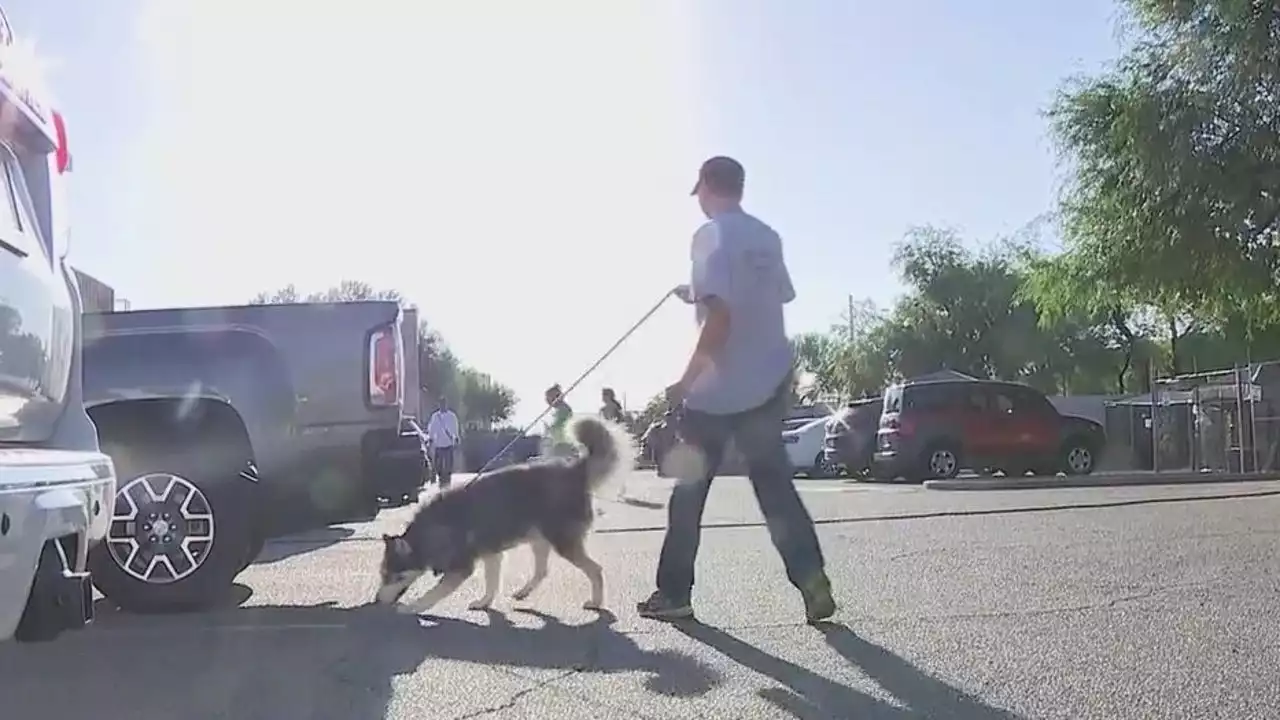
[0,7,116,643]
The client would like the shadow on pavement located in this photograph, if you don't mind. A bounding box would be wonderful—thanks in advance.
[252,526,356,565]
[419,607,722,697]
[0,602,720,720]
[616,496,666,510]
[90,582,256,617]
[676,621,1020,719]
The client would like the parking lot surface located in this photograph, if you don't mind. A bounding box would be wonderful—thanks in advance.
[3,473,1279,719]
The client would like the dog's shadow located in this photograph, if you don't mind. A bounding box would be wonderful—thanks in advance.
[0,601,719,720]
[415,607,722,697]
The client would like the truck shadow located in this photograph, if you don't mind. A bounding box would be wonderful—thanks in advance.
[0,602,721,720]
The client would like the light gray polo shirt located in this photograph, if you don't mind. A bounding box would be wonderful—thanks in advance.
[683,208,796,415]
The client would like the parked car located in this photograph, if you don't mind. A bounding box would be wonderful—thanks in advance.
[0,9,117,643]
[81,300,426,613]
[783,416,839,478]
[823,396,883,477]
[871,378,1106,482]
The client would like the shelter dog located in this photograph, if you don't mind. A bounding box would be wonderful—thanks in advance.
[375,416,632,615]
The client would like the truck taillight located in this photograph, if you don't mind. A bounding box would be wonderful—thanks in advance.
[52,110,69,174]
[368,324,401,407]
[881,416,915,437]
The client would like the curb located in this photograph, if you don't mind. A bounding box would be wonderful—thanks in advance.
[923,472,1280,491]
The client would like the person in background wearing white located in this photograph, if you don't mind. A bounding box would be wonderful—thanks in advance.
[426,396,461,488]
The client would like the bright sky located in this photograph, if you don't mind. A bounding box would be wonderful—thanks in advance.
[6,0,1124,423]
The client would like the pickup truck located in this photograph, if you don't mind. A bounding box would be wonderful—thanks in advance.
[81,300,427,613]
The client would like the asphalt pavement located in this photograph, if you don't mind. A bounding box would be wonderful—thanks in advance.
[3,472,1280,719]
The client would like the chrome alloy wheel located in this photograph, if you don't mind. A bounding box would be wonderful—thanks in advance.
[106,473,215,584]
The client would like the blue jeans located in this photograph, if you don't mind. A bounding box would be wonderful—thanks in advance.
[655,387,826,603]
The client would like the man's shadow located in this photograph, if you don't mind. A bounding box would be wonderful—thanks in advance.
[1,601,721,720]
[676,621,1021,719]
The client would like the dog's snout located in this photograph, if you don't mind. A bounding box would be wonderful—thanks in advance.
[375,571,420,605]
[375,584,406,605]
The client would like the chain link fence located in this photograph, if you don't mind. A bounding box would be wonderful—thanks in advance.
[1103,362,1280,474]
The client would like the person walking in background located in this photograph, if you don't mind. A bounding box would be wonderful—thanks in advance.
[636,155,836,624]
[600,387,626,425]
[426,396,461,488]
[543,384,576,458]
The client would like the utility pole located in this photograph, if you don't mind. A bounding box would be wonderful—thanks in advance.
[847,294,856,339]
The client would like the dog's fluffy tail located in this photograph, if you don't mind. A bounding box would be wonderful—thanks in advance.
[572,415,636,492]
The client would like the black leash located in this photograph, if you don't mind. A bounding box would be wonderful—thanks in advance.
[473,288,677,476]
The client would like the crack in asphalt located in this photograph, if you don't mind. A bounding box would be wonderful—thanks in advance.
[447,621,660,720]
[449,668,580,720]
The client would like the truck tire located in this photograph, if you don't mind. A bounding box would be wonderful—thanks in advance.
[89,439,257,613]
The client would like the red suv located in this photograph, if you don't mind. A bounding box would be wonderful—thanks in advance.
[871,379,1106,481]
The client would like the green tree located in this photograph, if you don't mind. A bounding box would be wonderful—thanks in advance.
[630,393,668,440]
[455,367,517,429]
[1041,0,1280,338]
[800,225,1132,398]
[249,281,516,424]
[249,280,402,305]
[792,300,891,401]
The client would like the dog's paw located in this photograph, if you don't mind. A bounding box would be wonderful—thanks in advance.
[467,599,494,611]
[511,588,532,601]
[582,600,605,611]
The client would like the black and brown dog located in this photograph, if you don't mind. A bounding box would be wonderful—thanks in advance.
[374,416,633,615]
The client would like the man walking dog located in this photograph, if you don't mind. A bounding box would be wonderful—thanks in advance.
[426,396,461,488]
[636,156,836,624]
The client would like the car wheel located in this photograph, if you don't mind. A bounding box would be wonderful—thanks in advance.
[810,452,836,479]
[921,444,961,480]
[1061,439,1096,476]
[90,440,257,613]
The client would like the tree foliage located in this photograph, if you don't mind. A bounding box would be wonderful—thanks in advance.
[1032,0,1280,335]
[630,393,668,439]
[794,223,1279,401]
[250,280,516,427]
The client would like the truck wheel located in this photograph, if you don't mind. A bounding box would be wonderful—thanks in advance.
[89,440,256,613]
